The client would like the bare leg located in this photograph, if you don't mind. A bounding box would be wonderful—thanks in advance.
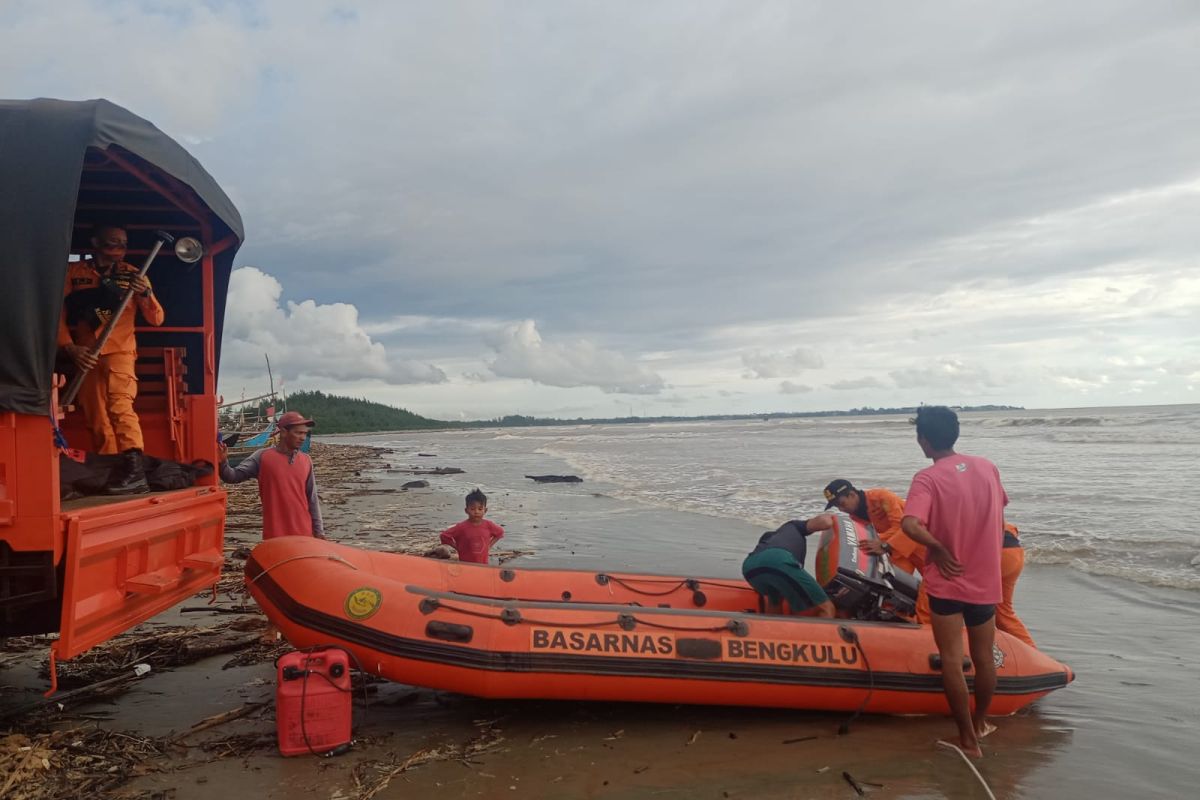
[965,616,997,740]
[800,600,836,618]
[930,611,981,758]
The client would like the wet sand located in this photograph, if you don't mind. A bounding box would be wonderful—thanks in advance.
[4,442,1198,799]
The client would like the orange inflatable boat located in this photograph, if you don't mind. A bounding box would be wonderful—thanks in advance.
[245,519,1073,716]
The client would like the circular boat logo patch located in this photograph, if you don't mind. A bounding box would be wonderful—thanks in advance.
[992,644,1005,669]
[345,587,383,620]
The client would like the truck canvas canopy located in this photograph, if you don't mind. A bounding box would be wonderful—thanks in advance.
[0,97,244,415]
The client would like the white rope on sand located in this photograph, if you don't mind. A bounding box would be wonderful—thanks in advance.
[936,740,998,800]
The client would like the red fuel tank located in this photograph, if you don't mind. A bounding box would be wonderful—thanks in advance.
[276,647,352,756]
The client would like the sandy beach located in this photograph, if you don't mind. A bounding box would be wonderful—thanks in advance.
[3,436,1198,799]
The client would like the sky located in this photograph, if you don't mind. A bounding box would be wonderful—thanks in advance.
[5,1,1199,419]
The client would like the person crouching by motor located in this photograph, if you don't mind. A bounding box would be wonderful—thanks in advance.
[58,224,164,494]
[742,517,837,618]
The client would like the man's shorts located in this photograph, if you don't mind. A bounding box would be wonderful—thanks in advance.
[928,595,996,627]
[742,548,829,612]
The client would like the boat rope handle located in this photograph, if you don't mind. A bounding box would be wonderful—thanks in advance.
[598,575,694,596]
[423,599,617,629]
[633,617,748,635]
[596,574,746,593]
[423,598,745,635]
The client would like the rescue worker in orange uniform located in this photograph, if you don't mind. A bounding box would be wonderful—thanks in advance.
[998,522,1036,648]
[821,478,1036,645]
[821,478,933,623]
[58,224,164,494]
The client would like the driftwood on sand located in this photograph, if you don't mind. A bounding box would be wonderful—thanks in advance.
[525,474,583,483]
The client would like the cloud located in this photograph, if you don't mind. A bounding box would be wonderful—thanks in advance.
[742,348,824,379]
[828,377,887,391]
[7,3,1200,416]
[889,360,1001,391]
[486,320,665,395]
[1159,359,1200,381]
[780,380,813,395]
[221,267,446,387]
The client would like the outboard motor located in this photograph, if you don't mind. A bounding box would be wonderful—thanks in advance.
[812,513,921,622]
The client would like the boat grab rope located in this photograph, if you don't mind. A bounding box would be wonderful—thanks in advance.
[427,601,620,629]
[836,626,873,735]
[248,553,360,586]
[421,597,747,635]
[596,574,746,595]
[597,575,694,596]
[632,616,749,634]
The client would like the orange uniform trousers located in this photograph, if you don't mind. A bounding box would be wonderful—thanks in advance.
[997,546,1036,648]
[78,351,143,454]
[887,550,932,624]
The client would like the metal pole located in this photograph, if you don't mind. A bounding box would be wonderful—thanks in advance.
[61,231,175,407]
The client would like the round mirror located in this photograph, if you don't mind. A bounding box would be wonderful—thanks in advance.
[174,236,204,263]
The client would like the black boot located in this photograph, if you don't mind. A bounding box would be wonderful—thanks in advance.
[106,449,150,495]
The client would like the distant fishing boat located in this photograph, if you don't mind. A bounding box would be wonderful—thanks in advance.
[219,357,310,464]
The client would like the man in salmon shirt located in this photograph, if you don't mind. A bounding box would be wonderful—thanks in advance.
[899,405,1006,759]
[819,478,932,622]
[59,223,165,494]
[218,411,324,540]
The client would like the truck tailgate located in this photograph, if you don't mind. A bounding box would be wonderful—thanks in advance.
[55,486,227,660]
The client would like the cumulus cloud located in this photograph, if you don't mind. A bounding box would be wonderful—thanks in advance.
[8,3,1200,415]
[1047,368,1112,392]
[889,360,1001,391]
[487,320,664,395]
[780,381,813,395]
[1158,359,1200,381]
[742,348,824,379]
[828,377,887,391]
[221,267,446,386]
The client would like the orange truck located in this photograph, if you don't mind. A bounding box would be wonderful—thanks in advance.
[0,98,244,690]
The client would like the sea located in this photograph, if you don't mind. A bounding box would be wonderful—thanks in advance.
[351,403,1200,592]
[324,403,1200,799]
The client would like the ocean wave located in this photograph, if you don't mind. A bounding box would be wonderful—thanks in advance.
[1026,534,1200,591]
[1027,553,1200,592]
[1044,433,1194,446]
[984,416,1105,428]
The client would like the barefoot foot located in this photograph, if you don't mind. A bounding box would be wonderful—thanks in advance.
[937,738,983,759]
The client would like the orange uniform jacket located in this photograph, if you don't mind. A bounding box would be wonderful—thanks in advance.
[58,260,164,354]
[858,488,926,575]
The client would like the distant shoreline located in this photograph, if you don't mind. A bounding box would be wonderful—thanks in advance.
[456,404,1025,429]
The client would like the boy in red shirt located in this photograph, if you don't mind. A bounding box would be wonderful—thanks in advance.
[440,489,504,564]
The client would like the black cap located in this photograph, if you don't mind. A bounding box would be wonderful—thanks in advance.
[823,478,857,509]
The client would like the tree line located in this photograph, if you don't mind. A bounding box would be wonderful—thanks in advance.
[221,391,1023,435]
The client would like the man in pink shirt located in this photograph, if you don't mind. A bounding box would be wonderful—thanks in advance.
[900,406,1006,759]
[440,488,504,564]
